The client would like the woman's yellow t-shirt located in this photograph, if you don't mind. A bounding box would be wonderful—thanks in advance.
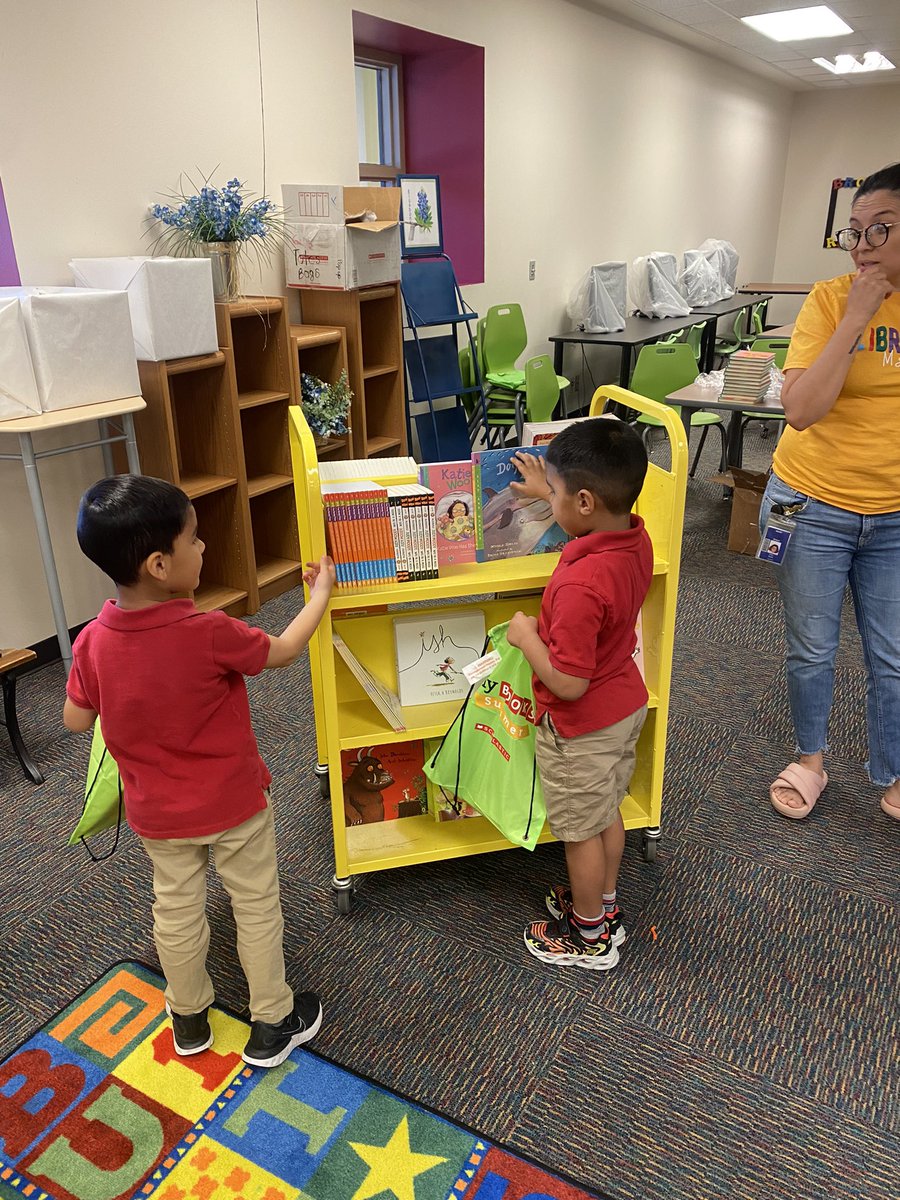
[773,273,900,514]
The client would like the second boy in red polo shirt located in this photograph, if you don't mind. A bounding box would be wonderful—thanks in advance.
[508,419,652,971]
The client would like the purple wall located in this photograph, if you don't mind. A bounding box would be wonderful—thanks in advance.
[352,13,485,286]
[0,179,21,285]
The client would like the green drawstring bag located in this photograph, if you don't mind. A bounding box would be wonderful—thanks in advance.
[424,621,546,850]
[68,721,124,861]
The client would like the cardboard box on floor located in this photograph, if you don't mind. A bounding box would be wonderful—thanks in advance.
[728,467,769,555]
[282,184,401,290]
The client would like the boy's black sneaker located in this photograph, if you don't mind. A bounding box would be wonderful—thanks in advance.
[545,884,627,947]
[165,1003,213,1056]
[242,992,323,1069]
[524,913,619,971]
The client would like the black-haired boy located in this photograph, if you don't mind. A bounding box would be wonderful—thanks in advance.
[64,475,335,1065]
[508,419,652,969]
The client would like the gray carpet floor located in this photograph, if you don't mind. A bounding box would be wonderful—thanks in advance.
[1,425,897,1200]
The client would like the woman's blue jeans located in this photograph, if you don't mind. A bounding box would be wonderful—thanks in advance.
[760,471,900,788]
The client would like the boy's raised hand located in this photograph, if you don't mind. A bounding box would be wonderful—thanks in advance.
[509,452,550,500]
[303,555,336,597]
[507,610,538,648]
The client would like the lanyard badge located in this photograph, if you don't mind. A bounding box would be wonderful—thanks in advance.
[756,504,797,565]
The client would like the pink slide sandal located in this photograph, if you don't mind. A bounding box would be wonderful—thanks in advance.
[880,793,900,820]
[769,762,828,819]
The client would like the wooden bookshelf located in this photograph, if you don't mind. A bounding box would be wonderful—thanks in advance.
[298,283,406,459]
[289,324,352,461]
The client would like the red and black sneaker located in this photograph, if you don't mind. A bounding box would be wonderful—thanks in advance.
[544,884,627,947]
[524,913,619,971]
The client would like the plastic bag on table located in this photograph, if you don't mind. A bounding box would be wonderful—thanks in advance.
[699,238,739,300]
[679,249,719,307]
[567,262,626,333]
[630,251,691,318]
[694,369,724,393]
[765,363,784,401]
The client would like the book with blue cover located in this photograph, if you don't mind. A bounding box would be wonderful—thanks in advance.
[472,446,570,562]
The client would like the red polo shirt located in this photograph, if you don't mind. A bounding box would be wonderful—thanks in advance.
[67,599,271,839]
[533,516,653,736]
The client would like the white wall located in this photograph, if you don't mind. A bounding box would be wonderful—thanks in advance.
[771,84,900,325]
[1,0,798,645]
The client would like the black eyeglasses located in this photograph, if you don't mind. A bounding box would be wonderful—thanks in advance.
[835,222,896,251]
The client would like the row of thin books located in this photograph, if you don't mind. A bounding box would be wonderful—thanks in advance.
[721,349,774,402]
[321,477,438,588]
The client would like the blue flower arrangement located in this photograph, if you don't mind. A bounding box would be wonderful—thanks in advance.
[148,173,285,259]
[300,371,352,440]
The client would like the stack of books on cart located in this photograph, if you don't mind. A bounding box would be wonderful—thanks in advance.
[317,417,591,590]
[720,349,774,404]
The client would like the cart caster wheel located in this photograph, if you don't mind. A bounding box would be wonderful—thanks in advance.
[313,763,329,799]
[641,827,661,863]
[333,875,354,915]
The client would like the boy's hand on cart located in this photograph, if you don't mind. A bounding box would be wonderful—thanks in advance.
[304,555,336,596]
[509,452,550,500]
[508,610,538,648]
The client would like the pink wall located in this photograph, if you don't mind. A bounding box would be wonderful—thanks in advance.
[0,179,21,285]
[352,13,485,286]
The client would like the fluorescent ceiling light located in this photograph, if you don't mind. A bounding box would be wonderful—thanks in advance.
[813,50,896,74]
[741,6,853,42]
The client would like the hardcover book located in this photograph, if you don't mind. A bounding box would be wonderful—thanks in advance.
[332,633,405,731]
[340,741,427,825]
[417,460,476,568]
[393,610,486,707]
[473,446,570,562]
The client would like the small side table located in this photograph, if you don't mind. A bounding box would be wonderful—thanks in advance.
[0,648,44,784]
[0,397,146,673]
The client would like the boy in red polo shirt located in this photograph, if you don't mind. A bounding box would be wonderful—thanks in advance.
[63,475,335,1065]
[508,419,651,970]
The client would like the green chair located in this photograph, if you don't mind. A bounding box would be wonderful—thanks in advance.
[739,336,791,446]
[631,342,727,478]
[714,300,766,365]
[481,303,570,394]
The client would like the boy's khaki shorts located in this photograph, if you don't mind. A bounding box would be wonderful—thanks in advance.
[535,705,647,841]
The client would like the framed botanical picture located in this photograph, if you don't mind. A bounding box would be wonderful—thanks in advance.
[397,174,443,257]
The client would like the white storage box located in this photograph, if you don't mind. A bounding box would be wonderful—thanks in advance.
[70,256,218,362]
[0,286,140,412]
[282,183,401,290]
[0,296,42,421]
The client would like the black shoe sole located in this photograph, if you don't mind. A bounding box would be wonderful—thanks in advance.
[242,1004,323,1069]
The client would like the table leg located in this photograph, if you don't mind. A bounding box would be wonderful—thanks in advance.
[699,320,716,373]
[679,408,692,455]
[122,413,142,474]
[99,419,115,476]
[553,343,564,377]
[618,348,631,388]
[19,433,73,673]
[726,413,743,470]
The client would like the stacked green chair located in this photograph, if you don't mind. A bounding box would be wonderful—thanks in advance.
[714,300,766,365]
[481,303,570,395]
[631,342,727,477]
[739,336,791,447]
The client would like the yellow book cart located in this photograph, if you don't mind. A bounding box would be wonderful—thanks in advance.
[289,386,687,912]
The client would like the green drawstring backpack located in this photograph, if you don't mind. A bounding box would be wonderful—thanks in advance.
[68,721,124,861]
[424,621,546,850]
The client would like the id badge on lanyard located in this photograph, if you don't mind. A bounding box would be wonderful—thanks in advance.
[756,502,801,565]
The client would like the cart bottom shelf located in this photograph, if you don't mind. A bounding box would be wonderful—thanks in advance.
[340,793,654,874]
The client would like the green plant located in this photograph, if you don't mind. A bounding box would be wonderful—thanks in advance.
[300,370,352,439]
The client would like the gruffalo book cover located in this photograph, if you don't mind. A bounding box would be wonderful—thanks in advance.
[340,741,427,825]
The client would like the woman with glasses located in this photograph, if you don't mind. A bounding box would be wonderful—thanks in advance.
[760,162,900,823]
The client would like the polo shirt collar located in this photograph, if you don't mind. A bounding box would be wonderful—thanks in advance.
[559,515,646,564]
[98,598,198,631]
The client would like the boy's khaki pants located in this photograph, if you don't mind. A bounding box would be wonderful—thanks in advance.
[140,798,294,1024]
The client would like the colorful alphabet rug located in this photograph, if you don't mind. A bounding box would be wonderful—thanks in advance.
[0,962,604,1200]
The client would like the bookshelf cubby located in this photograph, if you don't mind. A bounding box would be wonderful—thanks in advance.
[289,324,352,461]
[288,387,688,913]
[128,296,303,616]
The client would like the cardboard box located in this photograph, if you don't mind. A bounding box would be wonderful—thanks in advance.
[727,468,769,555]
[282,184,401,290]
[69,257,217,361]
[0,296,41,420]
[0,286,140,412]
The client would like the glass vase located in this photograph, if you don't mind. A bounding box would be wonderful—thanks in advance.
[199,241,242,303]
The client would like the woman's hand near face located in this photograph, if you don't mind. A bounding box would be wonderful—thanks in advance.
[846,266,895,327]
